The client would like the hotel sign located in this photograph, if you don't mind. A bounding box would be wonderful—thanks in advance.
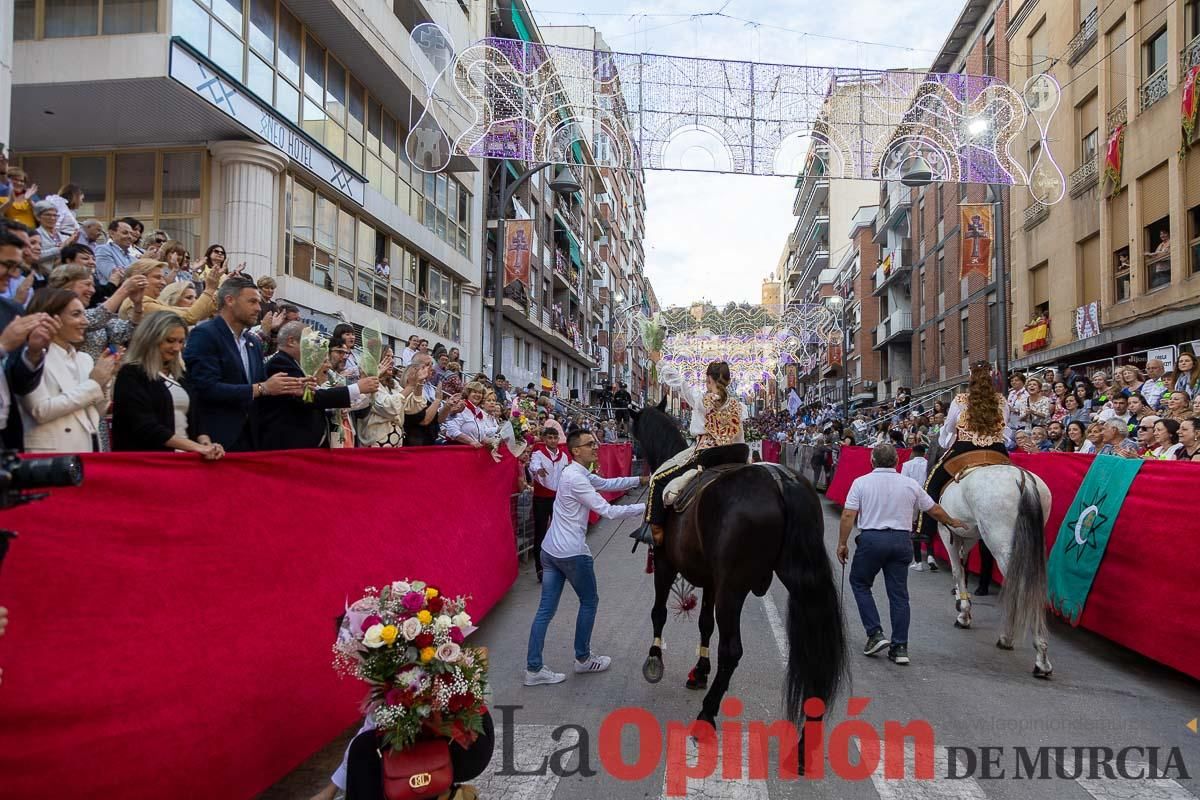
[169,41,366,205]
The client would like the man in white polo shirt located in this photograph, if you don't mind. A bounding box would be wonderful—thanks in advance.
[524,428,648,687]
[836,443,965,666]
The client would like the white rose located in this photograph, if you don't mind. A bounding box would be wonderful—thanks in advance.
[363,624,386,649]
[451,612,472,629]
[434,615,453,632]
[436,642,462,663]
[401,617,422,641]
[391,580,411,595]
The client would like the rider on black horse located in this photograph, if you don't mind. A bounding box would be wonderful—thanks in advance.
[920,360,1011,578]
[634,360,747,547]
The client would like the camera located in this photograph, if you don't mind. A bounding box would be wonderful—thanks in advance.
[0,449,83,571]
[0,449,82,508]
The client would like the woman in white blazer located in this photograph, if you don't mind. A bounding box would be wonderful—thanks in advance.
[20,288,119,453]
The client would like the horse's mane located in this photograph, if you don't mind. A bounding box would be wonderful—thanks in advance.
[635,405,688,468]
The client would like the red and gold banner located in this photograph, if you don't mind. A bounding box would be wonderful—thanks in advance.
[1105,124,1125,194]
[1022,315,1050,352]
[1182,66,1200,154]
[503,219,533,288]
[959,204,994,280]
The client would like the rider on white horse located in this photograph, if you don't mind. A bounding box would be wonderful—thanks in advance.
[633,361,747,547]
[923,361,1011,529]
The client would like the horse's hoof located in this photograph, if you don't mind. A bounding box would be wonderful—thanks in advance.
[1033,665,1053,680]
[695,711,717,731]
[954,619,971,629]
[686,668,708,690]
[996,639,1014,651]
[642,655,664,684]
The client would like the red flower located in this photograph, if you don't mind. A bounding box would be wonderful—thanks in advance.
[449,627,465,644]
[427,596,445,613]
[447,693,476,713]
[415,633,434,649]
[361,614,382,632]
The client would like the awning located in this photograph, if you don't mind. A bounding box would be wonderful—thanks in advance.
[512,3,533,42]
[568,237,582,269]
[505,161,521,181]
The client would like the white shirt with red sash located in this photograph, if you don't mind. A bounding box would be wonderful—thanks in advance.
[530,443,572,498]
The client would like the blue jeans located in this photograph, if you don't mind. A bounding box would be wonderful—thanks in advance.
[849,529,911,645]
[526,552,598,671]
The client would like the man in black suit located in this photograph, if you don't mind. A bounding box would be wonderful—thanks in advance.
[183,274,304,451]
[0,230,56,450]
[258,321,379,449]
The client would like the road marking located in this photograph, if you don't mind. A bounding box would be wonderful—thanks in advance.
[656,734,771,800]
[759,594,789,665]
[869,743,987,800]
[1074,759,1195,800]
[471,724,579,800]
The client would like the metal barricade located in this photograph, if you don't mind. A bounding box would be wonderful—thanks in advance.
[511,488,534,560]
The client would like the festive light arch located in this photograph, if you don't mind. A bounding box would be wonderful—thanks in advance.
[405,23,1066,201]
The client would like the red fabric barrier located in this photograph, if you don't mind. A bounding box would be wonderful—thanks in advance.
[597,442,633,501]
[830,446,1200,680]
[0,448,519,800]
[825,445,912,505]
[761,440,781,463]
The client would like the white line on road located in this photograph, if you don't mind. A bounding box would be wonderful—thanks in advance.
[869,744,988,800]
[656,736,771,800]
[1074,759,1195,800]
[759,594,789,665]
[472,725,578,800]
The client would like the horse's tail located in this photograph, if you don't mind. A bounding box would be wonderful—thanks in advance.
[775,470,847,724]
[1002,471,1048,642]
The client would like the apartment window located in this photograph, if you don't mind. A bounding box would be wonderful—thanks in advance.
[1080,0,1097,25]
[1081,128,1098,164]
[15,148,204,253]
[1145,27,1168,77]
[918,332,926,379]
[933,185,943,229]
[1145,217,1172,291]
[937,249,945,296]
[14,0,158,39]
[1190,206,1200,275]
[917,267,926,318]
[984,27,996,77]
[1114,246,1132,301]
[1190,0,1200,42]
[917,197,926,246]
[937,323,946,369]
[988,294,999,354]
[960,313,970,357]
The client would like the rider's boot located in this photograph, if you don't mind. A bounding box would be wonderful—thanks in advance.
[630,523,655,546]
[651,524,665,547]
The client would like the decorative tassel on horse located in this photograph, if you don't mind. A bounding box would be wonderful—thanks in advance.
[645,546,655,574]
[671,577,698,618]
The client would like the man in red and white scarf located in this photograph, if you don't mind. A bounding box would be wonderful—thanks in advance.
[529,426,571,583]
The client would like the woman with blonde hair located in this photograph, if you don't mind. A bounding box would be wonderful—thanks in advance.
[118,258,218,324]
[442,380,499,448]
[637,360,746,546]
[110,311,223,458]
[359,348,423,447]
[157,280,197,310]
[48,262,148,360]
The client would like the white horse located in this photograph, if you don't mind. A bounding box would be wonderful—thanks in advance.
[937,465,1054,678]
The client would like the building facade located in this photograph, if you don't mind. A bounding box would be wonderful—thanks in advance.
[1008,0,1200,376]
[12,0,487,359]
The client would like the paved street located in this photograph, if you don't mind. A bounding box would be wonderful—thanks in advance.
[266,490,1200,800]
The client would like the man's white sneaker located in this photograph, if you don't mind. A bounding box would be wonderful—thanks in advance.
[524,667,566,686]
[909,561,926,572]
[574,654,612,673]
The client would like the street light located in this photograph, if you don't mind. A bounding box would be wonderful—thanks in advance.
[825,293,850,425]
[491,161,581,379]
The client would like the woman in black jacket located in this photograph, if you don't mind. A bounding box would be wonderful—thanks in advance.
[111,311,224,458]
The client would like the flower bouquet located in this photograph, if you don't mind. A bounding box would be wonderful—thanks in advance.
[334,580,489,751]
[299,327,329,403]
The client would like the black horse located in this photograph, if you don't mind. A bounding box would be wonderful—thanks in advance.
[630,399,847,730]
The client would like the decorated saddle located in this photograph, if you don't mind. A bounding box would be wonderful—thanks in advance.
[942,449,1010,482]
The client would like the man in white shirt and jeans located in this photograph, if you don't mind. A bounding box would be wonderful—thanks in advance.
[525,429,648,686]
[837,443,965,666]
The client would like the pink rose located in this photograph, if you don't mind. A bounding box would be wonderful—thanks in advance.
[360,614,382,633]
[436,642,462,663]
[402,592,426,611]
[449,627,465,644]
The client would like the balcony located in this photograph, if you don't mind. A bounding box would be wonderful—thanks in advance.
[1183,35,1200,74]
[874,311,913,347]
[1023,202,1049,230]
[1069,156,1099,197]
[1140,66,1169,112]
[873,184,913,240]
[1107,99,1127,133]
[871,247,914,296]
[1067,8,1099,66]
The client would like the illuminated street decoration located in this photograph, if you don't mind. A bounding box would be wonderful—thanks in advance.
[405,23,1063,199]
[656,304,840,397]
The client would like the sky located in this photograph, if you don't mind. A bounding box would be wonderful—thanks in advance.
[513,0,957,307]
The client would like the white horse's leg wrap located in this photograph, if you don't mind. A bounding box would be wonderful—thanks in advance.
[697,646,709,658]
[653,637,663,649]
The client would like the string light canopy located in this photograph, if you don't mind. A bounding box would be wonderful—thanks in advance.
[404,23,1065,201]
[654,303,840,397]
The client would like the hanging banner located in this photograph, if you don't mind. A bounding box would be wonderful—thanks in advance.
[959,204,994,280]
[1182,65,1200,155]
[1074,302,1101,340]
[1104,125,1125,195]
[503,219,533,289]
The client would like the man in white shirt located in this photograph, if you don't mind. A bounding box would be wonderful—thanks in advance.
[899,444,937,573]
[837,443,965,666]
[1096,390,1132,428]
[525,429,648,686]
[398,334,419,368]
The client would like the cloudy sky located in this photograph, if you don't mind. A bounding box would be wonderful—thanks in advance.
[516,0,955,307]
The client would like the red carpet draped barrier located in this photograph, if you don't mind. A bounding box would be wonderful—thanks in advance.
[761,440,781,463]
[0,448,519,800]
[826,446,1200,680]
[825,445,912,504]
[588,442,635,524]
